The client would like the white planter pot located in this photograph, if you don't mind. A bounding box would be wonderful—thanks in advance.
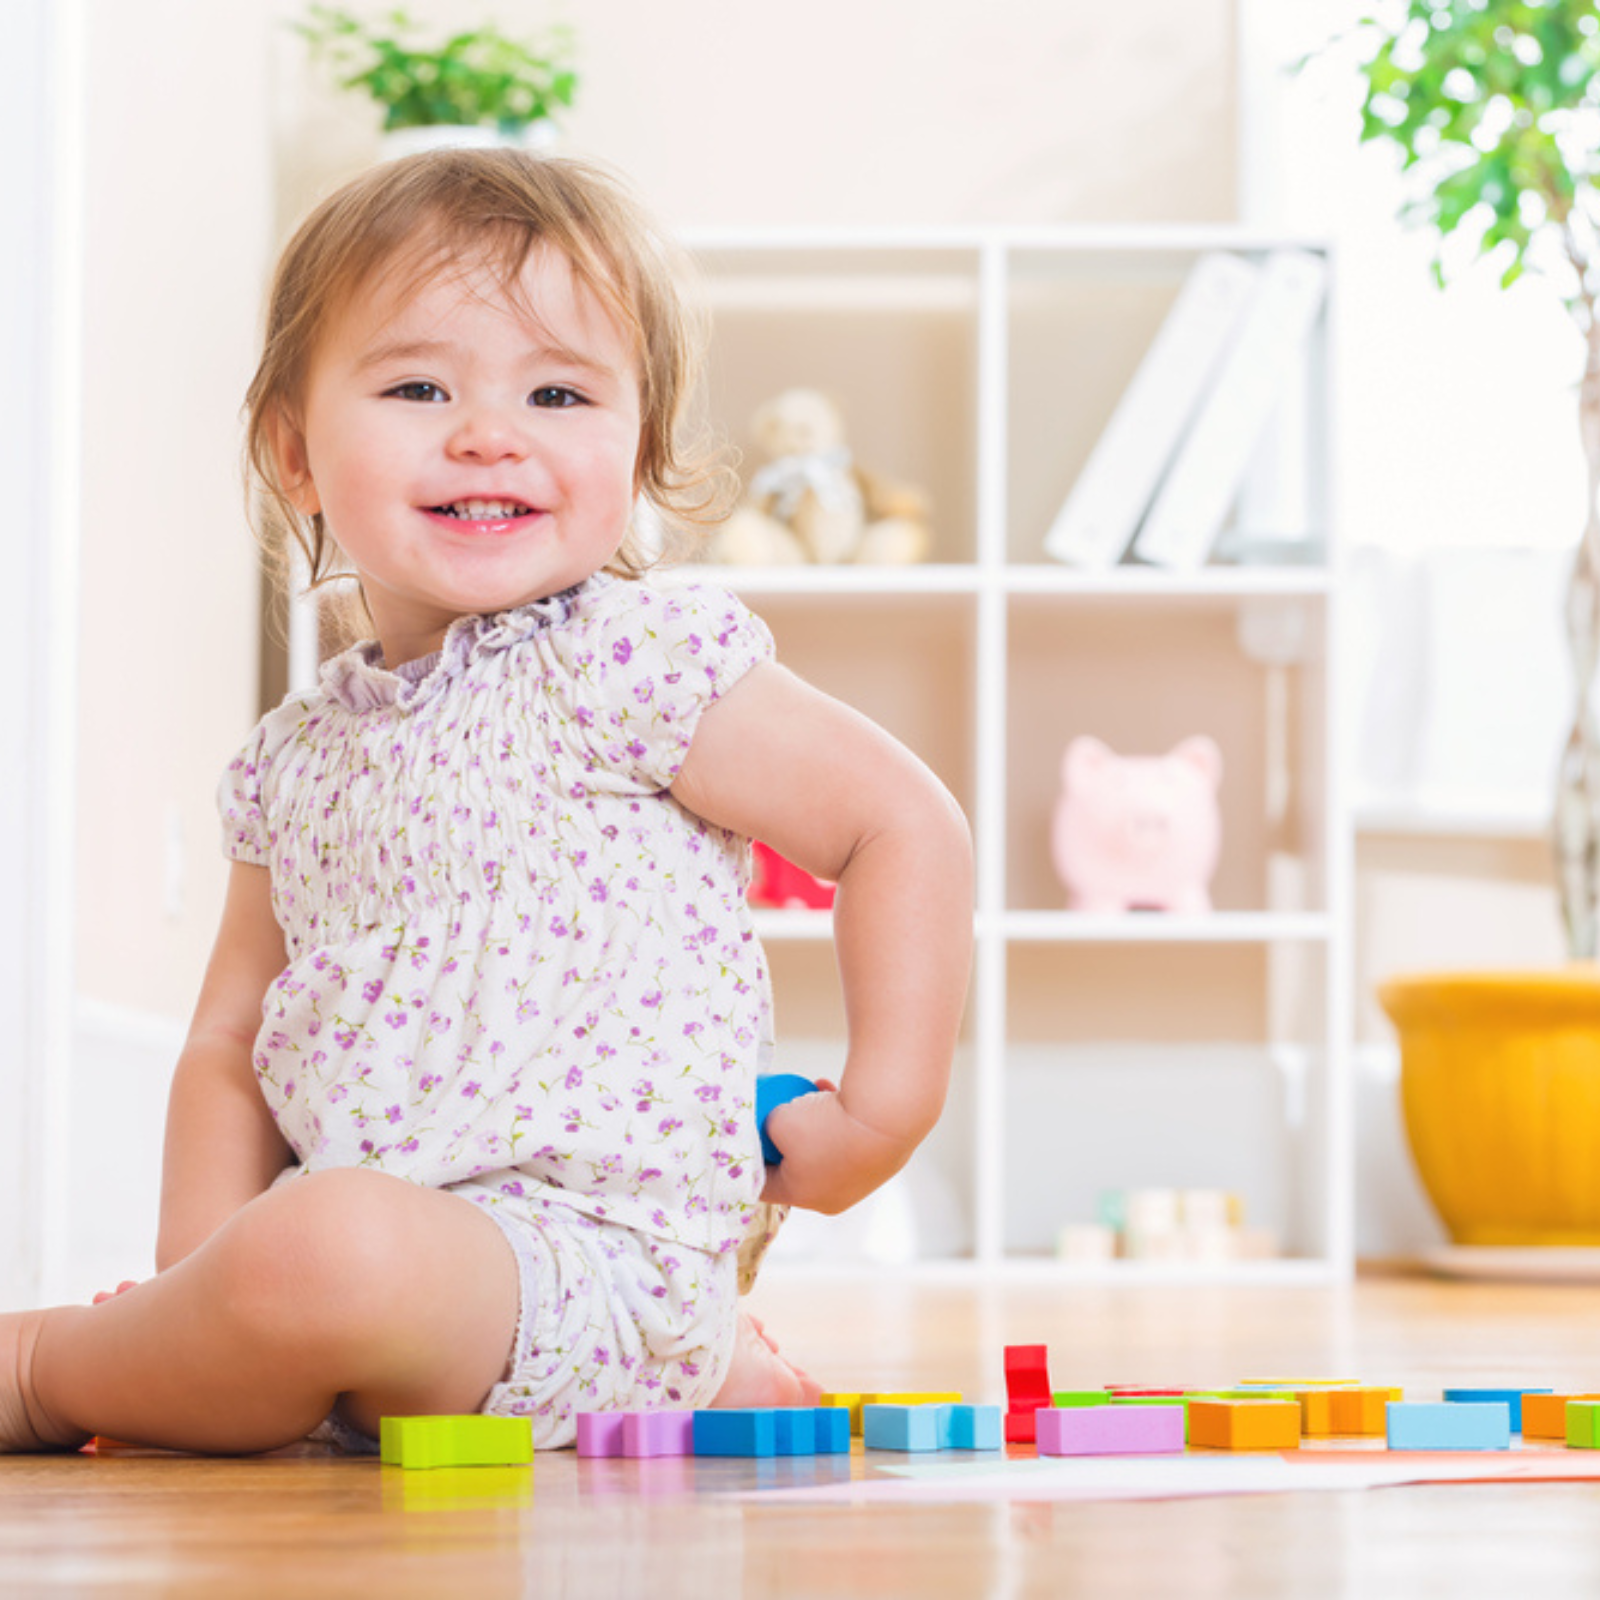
[379,121,559,163]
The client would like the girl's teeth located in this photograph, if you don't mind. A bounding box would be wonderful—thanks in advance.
[442,500,529,518]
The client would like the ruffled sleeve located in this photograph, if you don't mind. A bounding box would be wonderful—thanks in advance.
[215,691,317,866]
[559,577,774,793]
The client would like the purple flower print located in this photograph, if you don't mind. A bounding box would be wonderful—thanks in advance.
[564,1065,584,1091]
[460,1080,481,1098]
[695,1085,721,1103]
[658,1117,683,1138]
[588,879,608,904]
[612,637,633,666]
[385,1104,403,1124]
[362,979,384,1005]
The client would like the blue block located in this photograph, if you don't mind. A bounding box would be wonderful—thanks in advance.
[1387,1401,1511,1452]
[773,1408,818,1455]
[754,1074,817,1164]
[814,1407,852,1454]
[693,1409,777,1457]
[863,1404,942,1452]
[1442,1387,1552,1433]
[945,1404,1003,1451]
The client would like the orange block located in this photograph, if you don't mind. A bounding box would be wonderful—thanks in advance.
[1523,1393,1600,1441]
[1189,1400,1301,1451]
[1330,1387,1401,1436]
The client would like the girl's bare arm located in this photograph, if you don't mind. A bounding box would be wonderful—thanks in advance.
[672,661,974,1214]
[155,861,295,1270]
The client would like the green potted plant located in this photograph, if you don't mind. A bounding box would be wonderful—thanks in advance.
[297,5,578,159]
[1351,1,1600,1254]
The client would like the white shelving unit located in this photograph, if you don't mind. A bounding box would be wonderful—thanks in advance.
[688,226,1351,1282]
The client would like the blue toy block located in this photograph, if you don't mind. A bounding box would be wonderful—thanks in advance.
[1442,1387,1552,1433]
[944,1404,1003,1451]
[693,1409,777,1457]
[1387,1401,1511,1452]
[755,1074,817,1164]
[814,1406,852,1454]
[863,1404,942,1452]
[773,1408,818,1455]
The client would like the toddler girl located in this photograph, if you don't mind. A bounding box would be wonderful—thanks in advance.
[0,150,972,1455]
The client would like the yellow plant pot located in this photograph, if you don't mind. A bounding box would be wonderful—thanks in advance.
[1380,967,1600,1246]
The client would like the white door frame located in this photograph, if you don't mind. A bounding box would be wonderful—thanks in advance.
[1,0,82,1307]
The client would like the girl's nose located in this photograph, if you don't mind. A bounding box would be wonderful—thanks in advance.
[446,406,530,463]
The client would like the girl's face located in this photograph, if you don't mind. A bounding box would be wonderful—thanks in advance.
[279,244,643,665]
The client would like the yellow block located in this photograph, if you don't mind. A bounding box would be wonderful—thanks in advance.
[1189,1400,1301,1452]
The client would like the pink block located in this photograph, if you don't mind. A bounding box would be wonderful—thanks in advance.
[623,1410,696,1458]
[1036,1405,1185,1457]
[576,1412,628,1458]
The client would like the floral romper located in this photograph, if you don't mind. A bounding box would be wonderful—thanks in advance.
[219,574,783,1448]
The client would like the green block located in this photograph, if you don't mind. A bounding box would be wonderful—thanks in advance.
[1567,1401,1600,1449]
[1052,1390,1111,1408]
[379,1414,535,1470]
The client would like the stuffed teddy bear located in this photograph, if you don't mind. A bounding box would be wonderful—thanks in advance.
[710,388,932,566]
[1051,735,1223,914]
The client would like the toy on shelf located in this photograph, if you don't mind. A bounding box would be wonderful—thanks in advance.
[1051,735,1223,914]
[708,388,932,567]
[749,841,836,910]
[1059,1188,1277,1264]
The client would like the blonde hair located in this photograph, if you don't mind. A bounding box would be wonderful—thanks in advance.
[244,149,731,613]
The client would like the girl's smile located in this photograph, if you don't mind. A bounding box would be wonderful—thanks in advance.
[276,245,643,667]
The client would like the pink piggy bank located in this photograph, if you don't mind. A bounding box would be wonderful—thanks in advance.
[1051,735,1223,913]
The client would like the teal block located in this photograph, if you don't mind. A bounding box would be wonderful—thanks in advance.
[946,1404,1003,1451]
[693,1409,777,1457]
[1387,1401,1511,1452]
[863,1404,942,1452]
[814,1407,851,1454]
[773,1408,818,1455]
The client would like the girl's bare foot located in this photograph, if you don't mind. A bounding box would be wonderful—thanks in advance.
[0,1312,88,1454]
[710,1312,822,1410]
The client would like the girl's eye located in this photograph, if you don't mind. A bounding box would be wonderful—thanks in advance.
[386,380,447,403]
[530,386,584,409]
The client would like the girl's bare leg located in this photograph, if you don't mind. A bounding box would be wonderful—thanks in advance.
[0,1168,519,1454]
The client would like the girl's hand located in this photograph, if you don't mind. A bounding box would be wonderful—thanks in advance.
[91,1280,139,1305]
[758,1083,914,1215]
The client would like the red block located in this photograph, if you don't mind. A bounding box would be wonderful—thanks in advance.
[1004,1344,1052,1443]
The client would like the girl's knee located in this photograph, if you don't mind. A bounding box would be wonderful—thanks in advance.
[209,1169,417,1344]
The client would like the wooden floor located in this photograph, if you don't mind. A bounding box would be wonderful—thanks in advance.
[6,1270,1600,1598]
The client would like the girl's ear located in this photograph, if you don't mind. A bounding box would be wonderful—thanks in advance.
[265,404,321,517]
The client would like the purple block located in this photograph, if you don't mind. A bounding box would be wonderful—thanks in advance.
[623,1410,696,1458]
[576,1412,628,1458]
[1036,1404,1185,1457]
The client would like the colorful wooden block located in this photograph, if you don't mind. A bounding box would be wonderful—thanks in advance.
[575,1412,627,1458]
[863,1405,942,1452]
[1188,1400,1301,1452]
[1037,1404,1185,1457]
[1387,1401,1511,1452]
[1005,1345,1052,1442]
[379,1414,534,1470]
[1329,1387,1401,1436]
[1567,1401,1600,1449]
[1442,1387,1552,1433]
[1052,1390,1112,1408]
[943,1404,1003,1451]
[622,1410,695,1458]
[814,1407,852,1454]
[772,1408,818,1455]
[754,1073,817,1164]
[819,1394,863,1434]
[693,1409,777,1457]
[1524,1393,1600,1441]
